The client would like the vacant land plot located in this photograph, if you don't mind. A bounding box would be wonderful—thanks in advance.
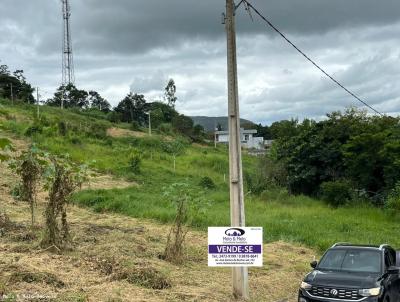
[0,161,313,302]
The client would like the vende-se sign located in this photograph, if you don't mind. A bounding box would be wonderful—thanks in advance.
[208,227,263,267]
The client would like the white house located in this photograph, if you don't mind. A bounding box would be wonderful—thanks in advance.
[215,128,264,150]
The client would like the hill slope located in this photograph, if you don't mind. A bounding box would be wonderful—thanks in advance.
[1,100,400,253]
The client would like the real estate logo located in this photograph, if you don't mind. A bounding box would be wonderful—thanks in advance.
[208,227,263,267]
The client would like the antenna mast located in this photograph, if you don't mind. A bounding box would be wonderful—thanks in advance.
[61,0,74,87]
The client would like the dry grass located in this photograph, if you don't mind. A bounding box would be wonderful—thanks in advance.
[107,127,146,138]
[0,137,316,302]
[83,173,138,191]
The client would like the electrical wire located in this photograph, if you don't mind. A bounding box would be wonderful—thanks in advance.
[242,0,384,116]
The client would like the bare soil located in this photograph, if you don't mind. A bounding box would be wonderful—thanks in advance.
[107,128,147,138]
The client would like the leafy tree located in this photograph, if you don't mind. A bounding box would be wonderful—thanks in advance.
[256,123,272,140]
[0,64,10,75]
[47,84,89,108]
[343,116,400,198]
[146,101,178,128]
[172,114,194,137]
[164,79,177,108]
[270,119,299,139]
[88,90,111,112]
[115,92,147,124]
[271,108,400,202]
[192,124,206,142]
[0,64,34,103]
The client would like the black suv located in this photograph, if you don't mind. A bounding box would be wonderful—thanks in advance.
[299,243,400,302]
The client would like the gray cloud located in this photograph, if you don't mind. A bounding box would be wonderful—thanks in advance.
[0,0,399,125]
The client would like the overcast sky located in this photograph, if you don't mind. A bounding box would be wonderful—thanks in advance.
[1,0,399,124]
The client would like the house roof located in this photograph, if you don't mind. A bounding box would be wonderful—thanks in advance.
[215,129,257,135]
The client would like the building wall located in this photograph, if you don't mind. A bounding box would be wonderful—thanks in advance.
[243,136,264,149]
[217,133,264,150]
[217,134,229,143]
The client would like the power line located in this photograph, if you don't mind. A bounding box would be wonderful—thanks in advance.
[241,0,384,116]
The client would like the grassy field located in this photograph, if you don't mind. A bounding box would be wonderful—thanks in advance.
[74,187,400,252]
[1,99,400,253]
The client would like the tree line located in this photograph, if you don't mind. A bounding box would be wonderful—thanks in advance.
[46,79,207,142]
[258,108,400,209]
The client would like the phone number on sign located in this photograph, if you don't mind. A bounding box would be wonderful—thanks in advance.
[212,254,258,258]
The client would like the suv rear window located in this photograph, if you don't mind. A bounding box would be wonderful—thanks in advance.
[318,249,381,273]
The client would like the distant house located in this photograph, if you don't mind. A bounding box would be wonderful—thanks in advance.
[264,140,274,148]
[215,128,265,150]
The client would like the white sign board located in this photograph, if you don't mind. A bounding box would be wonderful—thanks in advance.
[208,227,263,267]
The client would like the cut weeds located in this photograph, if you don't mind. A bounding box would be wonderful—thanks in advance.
[112,264,171,290]
[8,270,65,289]
[0,148,315,301]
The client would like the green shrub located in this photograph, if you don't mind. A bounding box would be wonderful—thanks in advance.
[35,115,51,127]
[131,121,140,131]
[199,176,216,190]
[42,125,58,137]
[128,150,142,174]
[58,121,68,136]
[104,138,113,146]
[260,188,290,202]
[158,123,173,134]
[69,136,82,145]
[386,182,400,212]
[138,136,162,150]
[24,124,43,137]
[106,111,121,123]
[244,171,266,195]
[320,180,353,207]
[0,108,12,120]
[88,123,108,139]
[10,183,24,201]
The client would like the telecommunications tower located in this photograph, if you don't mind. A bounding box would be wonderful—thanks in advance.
[61,0,74,87]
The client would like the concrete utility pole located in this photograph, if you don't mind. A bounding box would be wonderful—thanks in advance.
[148,112,151,136]
[225,0,249,300]
[10,83,14,105]
[36,87,40,119]
[146,112,152,136]
[214,121,217,149]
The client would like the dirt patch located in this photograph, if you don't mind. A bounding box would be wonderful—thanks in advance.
[107,127,146,138]
[83,173,137,190]
[106,127,176,142]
